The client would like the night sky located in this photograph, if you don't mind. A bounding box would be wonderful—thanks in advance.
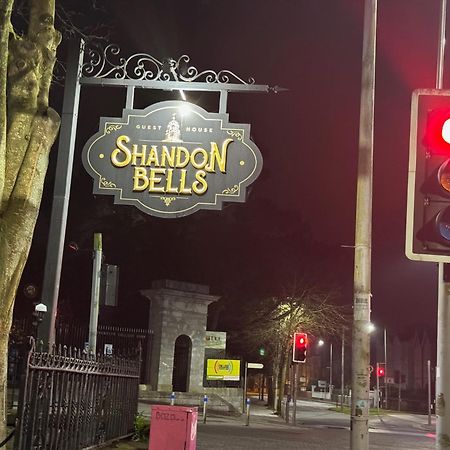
[16,0,445,339]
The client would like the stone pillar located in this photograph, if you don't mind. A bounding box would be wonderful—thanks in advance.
[141,280,219,392]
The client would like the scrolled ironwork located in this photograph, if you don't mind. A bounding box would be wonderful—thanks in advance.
[82,43,256,85]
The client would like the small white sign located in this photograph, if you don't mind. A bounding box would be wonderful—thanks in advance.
[205,331,227,349]
[104,344,113,355]
[247,362,264,369]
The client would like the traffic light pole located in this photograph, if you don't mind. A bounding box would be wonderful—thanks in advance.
[436,2,450,449]
[437,264,450,448]
[376,363,380,415]
[350,0,377,449]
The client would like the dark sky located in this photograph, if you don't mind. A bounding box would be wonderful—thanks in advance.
[18,0,446,337]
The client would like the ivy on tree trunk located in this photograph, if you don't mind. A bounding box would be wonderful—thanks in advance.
[0,0,61,440]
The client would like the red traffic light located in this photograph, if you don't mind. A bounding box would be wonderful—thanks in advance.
[376,366,385,377]
[293,332,308,363]
[423,108,450,154]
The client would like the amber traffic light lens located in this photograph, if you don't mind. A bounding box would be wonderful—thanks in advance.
[438,160,450,194]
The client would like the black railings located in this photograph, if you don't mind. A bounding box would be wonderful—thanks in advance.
[14,340,140,450]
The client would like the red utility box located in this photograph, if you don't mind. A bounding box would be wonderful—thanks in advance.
[148,405,198,450]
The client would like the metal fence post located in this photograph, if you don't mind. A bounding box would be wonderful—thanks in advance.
[203,395,208,423]
[245,398,250,426]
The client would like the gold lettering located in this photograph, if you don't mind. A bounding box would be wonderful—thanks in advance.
[205,138,232,173]
[192,170,207,195]
[176,147,190,168]
[161,146,176,167]
[133,167,149,191]
[165,168,179,194]
[148,168,165,193]
[145,145,160,166]
[190,148,208,169]
[178,170,192,194]
[131,144,146,166]
[111,135,132,167]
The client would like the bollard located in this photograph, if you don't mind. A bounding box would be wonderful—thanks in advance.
[170,391,176,406]
[245,398,251,426]
[203,394,208,423]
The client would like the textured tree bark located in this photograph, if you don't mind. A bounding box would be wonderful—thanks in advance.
[0,0,61,440]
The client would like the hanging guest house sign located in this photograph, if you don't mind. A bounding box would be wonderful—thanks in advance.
[82,101,263,218]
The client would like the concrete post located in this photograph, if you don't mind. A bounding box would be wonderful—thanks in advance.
[436,263,450,448]
[350,1,377,449]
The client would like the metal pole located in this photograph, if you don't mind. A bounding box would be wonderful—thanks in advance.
[88,233,102,354]
[39,39,84,348]
[350,0,377,448]
[428,359,432,427]
[376,362,380,415]
[437,263,450,448]
[341,328,345,412]
[243,362,248,412]
[203,395,208,424]
[285,365,291,424]
[329,343,333,397]
[245,398,250,426]
[436,0,447,90]
[384,327,388,409]
[398,379,401,412]
[293,364,298,425]
[436,2,448,448]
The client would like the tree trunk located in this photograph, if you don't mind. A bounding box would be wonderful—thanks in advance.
[0,319,10,442]
[0,0,61,441]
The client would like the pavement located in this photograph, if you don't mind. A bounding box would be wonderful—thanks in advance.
[104,398,436,449]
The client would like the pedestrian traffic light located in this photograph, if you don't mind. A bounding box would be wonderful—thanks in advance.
[406,89,450,262]
[292,332,308,363]
[376,366,385,377]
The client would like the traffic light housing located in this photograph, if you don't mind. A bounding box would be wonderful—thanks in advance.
[292,332,308,363]
[406,89,450,262]
[376,366,385,377]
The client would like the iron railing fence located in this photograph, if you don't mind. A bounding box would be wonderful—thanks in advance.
[7,319,34,409]
[55,322,153,383]
[14,339,140,450]
[8,320,153,389]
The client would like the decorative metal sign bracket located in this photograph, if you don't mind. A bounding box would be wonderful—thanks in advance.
[79,42,284,113]
[40,38,284,347]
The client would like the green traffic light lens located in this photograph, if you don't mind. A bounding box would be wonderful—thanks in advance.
[436,207,450,243]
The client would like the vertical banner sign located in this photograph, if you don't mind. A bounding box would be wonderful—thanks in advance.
[82,101,263,218]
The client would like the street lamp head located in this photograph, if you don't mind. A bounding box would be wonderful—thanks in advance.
[35,303,47,314]
[368,323,376,333]
[318,339,325,346]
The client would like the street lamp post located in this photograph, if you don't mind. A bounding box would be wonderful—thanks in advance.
[384,327,388,409]
[341,328,345,411]
[32,303,47,342]
[318,339,334,399]
[329,343,333,397]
